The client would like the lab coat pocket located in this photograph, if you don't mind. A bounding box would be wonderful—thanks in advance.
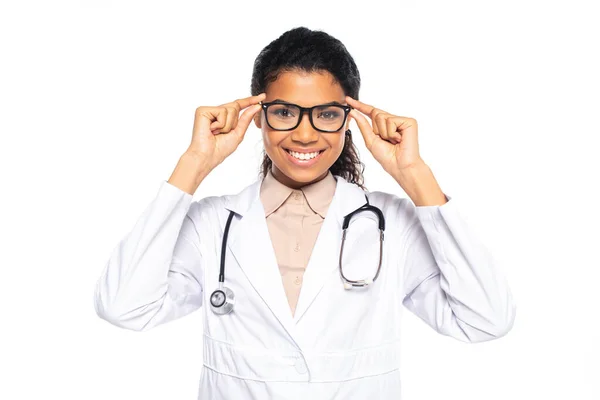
[319,212,397,344]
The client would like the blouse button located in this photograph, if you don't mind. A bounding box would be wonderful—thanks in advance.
[294,358,308,374]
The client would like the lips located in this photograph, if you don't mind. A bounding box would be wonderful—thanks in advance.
[282,147,325,167]
[285,148,324,160]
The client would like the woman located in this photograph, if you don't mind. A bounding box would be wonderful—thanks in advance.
[94,26,516,399]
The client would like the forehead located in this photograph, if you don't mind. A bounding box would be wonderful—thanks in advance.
[265,70,345,107]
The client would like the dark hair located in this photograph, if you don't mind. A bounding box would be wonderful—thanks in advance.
[250,26,366,190]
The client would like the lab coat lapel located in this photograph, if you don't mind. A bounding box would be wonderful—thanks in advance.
[224,179,297,338]
[293,176,368,324]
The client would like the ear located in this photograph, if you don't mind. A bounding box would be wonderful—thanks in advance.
[253,112,262,129]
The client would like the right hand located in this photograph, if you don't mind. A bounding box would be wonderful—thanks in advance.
[187,93,266,170]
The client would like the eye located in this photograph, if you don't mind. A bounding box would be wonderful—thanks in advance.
[277,108,293,117]
[270,106,296,119]
[318,111,341,119]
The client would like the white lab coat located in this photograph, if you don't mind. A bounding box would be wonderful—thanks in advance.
[94,174,516,400]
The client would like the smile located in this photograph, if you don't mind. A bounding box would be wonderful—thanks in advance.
[285,149,324,160]
[283,148,326,167]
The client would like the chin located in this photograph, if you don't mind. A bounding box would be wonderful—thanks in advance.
[272,158,328,185]
[284,169,322,182]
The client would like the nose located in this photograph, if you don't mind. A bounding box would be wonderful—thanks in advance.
[291,111,319,143]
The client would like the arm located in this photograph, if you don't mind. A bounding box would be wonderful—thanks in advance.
[93,153,212,331]
[398,164,516,343]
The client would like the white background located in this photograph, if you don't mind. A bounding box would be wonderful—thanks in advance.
[1,0,598,399]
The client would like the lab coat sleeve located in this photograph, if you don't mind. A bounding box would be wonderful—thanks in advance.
[401,194,516,343]
[94,180,205,332]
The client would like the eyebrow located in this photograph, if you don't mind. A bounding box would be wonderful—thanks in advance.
[271,99,345,106]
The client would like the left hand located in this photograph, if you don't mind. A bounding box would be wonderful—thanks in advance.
[346,96,424,174]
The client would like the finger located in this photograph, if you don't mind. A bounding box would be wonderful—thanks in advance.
[194,107,225,134]
[391,116,418,137]
[345,96,376,115]
[346,96,392,137]
[371,110,379,135]
[195,111,212,139]
[349,109,377,150]
[386,118,402,144]
[232,104,262,139]
[221,106,238,133]
[193,108,221,142]
[208,108,229,133]
[228,93,266,111]
[374,111,388,139]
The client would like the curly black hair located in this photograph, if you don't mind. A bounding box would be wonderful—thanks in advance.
[250,26,366,190]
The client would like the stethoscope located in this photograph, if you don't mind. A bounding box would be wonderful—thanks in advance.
[210,194,386,315]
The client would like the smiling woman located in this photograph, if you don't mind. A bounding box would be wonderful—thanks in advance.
[251,28,365,190]
[254,70,356,188]
[94,25,516,400]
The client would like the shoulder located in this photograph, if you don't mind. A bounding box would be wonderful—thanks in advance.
[360,188,430,257]
[365,188,420,226]
[187,178,260,224]
[187,195,221,219]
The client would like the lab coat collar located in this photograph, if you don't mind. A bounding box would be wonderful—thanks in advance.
[223,174,368,341]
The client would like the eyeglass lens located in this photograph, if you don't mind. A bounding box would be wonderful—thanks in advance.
[266,104,346,132]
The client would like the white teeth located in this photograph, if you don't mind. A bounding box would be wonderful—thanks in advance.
[288,150,321,160]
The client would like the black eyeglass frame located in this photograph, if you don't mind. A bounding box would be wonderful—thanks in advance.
[259,101,353,133]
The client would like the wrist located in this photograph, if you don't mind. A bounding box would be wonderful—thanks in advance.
[168,152,214,195]
[393,161,447,207]
[392,160,429,182]
[181,150,217,173]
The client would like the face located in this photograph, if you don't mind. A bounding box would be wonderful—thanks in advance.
[253,70,352,189]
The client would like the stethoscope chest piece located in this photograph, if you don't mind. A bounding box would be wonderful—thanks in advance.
[210,285,235,315]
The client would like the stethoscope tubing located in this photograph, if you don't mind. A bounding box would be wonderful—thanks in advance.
[210,193,385,314]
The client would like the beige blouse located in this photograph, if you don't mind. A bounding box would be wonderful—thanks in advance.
[259,169,337,317]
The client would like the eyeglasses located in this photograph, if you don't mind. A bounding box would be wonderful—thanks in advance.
[260,101,352,133]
